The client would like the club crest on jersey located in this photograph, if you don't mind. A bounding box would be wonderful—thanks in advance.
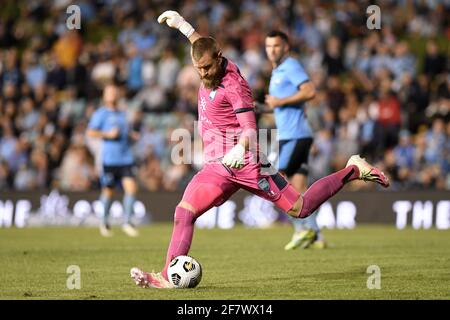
[209,89,217,101]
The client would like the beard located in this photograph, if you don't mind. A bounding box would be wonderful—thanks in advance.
[271,55,284,66]
[201,61,225,89]
[201,76,222,89]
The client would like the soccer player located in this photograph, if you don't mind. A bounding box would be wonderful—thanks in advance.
[264,30,325,250]
[130,11,389,288]
[87,84,140,237]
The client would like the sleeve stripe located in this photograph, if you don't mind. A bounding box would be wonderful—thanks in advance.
[234,107,254,114]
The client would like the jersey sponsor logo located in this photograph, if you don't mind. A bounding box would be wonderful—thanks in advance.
[199,96,212,125]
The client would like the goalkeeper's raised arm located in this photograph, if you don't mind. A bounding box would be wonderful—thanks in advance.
[157,10,201,44]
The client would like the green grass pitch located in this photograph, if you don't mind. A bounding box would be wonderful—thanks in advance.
[1,224,449,300]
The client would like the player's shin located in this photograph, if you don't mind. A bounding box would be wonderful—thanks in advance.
[297,165,359,218]
[100,193,112,225]
[161,206,197,281]
[123,193,136,224]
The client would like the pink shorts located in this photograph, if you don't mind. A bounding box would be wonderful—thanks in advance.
[180,162,300,215]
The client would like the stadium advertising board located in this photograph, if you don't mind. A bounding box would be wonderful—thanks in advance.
[0,190,449,230]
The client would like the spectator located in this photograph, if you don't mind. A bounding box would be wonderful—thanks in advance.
[309,129,333,183]
[394,130,415,169]
[424,118,446,165]
[424,40,447,79]
[157,46,181,93]
[323,36,345,76]
[138,151,163,192]
[390,41,416,83]
[126,43,144,96]
[53,30,82,70]
[0,49,21,87]
[58,145,95,191]
[370,43,392,80]
[0,160,11,189]
[22,50,46,90]
[376,79,401,150]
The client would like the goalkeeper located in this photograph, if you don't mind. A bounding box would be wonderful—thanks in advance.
[130,11,389,289]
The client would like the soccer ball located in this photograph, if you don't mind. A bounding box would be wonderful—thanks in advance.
[167,255,202,288]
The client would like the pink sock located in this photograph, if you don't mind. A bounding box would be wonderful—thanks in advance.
[298,165,359,218]
[161,207,196,280]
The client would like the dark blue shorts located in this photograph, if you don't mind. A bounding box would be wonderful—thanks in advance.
[278,138,313,177]
[101,164,136,188]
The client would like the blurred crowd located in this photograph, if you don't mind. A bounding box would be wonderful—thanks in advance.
[0,0,449,192]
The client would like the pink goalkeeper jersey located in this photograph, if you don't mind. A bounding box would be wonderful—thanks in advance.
[198,58,257,164]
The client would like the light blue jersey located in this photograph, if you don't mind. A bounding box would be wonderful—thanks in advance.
[269,57,312,140]
[88,106,134,166]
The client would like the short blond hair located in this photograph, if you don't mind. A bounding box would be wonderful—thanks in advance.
[191,37,220,60]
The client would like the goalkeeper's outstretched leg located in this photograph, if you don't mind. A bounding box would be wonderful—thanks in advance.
[285,155,389,219]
